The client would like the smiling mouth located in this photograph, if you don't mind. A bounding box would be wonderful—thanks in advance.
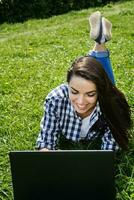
[76,104,88,110]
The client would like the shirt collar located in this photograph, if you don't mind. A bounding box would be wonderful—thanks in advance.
[88,101,102,127]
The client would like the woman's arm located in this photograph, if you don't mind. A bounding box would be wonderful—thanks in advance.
[101,127,120,151]
[36,98,60,150]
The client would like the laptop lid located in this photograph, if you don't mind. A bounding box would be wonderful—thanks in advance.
[9,150,115,200]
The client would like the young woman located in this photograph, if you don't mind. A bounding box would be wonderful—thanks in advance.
[36,11,132,151]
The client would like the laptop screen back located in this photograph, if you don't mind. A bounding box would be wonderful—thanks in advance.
[9,150,115,200]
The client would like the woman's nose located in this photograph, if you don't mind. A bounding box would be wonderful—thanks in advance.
[77,95,85,104]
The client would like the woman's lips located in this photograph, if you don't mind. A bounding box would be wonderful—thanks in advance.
[76,104,88,110]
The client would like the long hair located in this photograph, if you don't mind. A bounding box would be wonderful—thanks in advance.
[67,56,132,150]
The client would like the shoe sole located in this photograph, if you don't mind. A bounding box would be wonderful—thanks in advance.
[102,17,112,41]
[89,11,101,40]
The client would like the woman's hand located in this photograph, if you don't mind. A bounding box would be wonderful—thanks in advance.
[39,148,50,151]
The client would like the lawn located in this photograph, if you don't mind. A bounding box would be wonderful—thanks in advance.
[0,0,134,199]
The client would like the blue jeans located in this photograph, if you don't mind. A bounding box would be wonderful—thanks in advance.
[88,50,115,84]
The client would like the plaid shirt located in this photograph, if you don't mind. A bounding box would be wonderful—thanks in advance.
[36,84,119,151]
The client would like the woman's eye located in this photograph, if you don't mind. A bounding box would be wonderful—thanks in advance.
[87,93,96,97]
[71,90,78,94]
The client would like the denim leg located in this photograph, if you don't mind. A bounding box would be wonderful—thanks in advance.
[88,50,115,84]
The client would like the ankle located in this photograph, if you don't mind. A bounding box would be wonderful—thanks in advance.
[93,43,107,52]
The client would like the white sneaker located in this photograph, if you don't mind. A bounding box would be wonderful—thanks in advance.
[89,11,102,41]
[102,17,112,42]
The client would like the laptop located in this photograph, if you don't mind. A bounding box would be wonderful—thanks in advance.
[9,150,115,200]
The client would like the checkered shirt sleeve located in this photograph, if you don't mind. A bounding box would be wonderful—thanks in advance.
[36,98,60,150]
[101,127,120,151]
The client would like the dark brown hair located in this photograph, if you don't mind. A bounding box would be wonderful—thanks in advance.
[67,56,132,150]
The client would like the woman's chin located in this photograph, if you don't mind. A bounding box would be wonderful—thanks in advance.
[75,108,87,114]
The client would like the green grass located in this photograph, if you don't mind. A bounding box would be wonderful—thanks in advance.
[0,1,134,199]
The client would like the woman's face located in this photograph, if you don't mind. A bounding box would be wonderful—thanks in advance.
[69,75,98,118]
